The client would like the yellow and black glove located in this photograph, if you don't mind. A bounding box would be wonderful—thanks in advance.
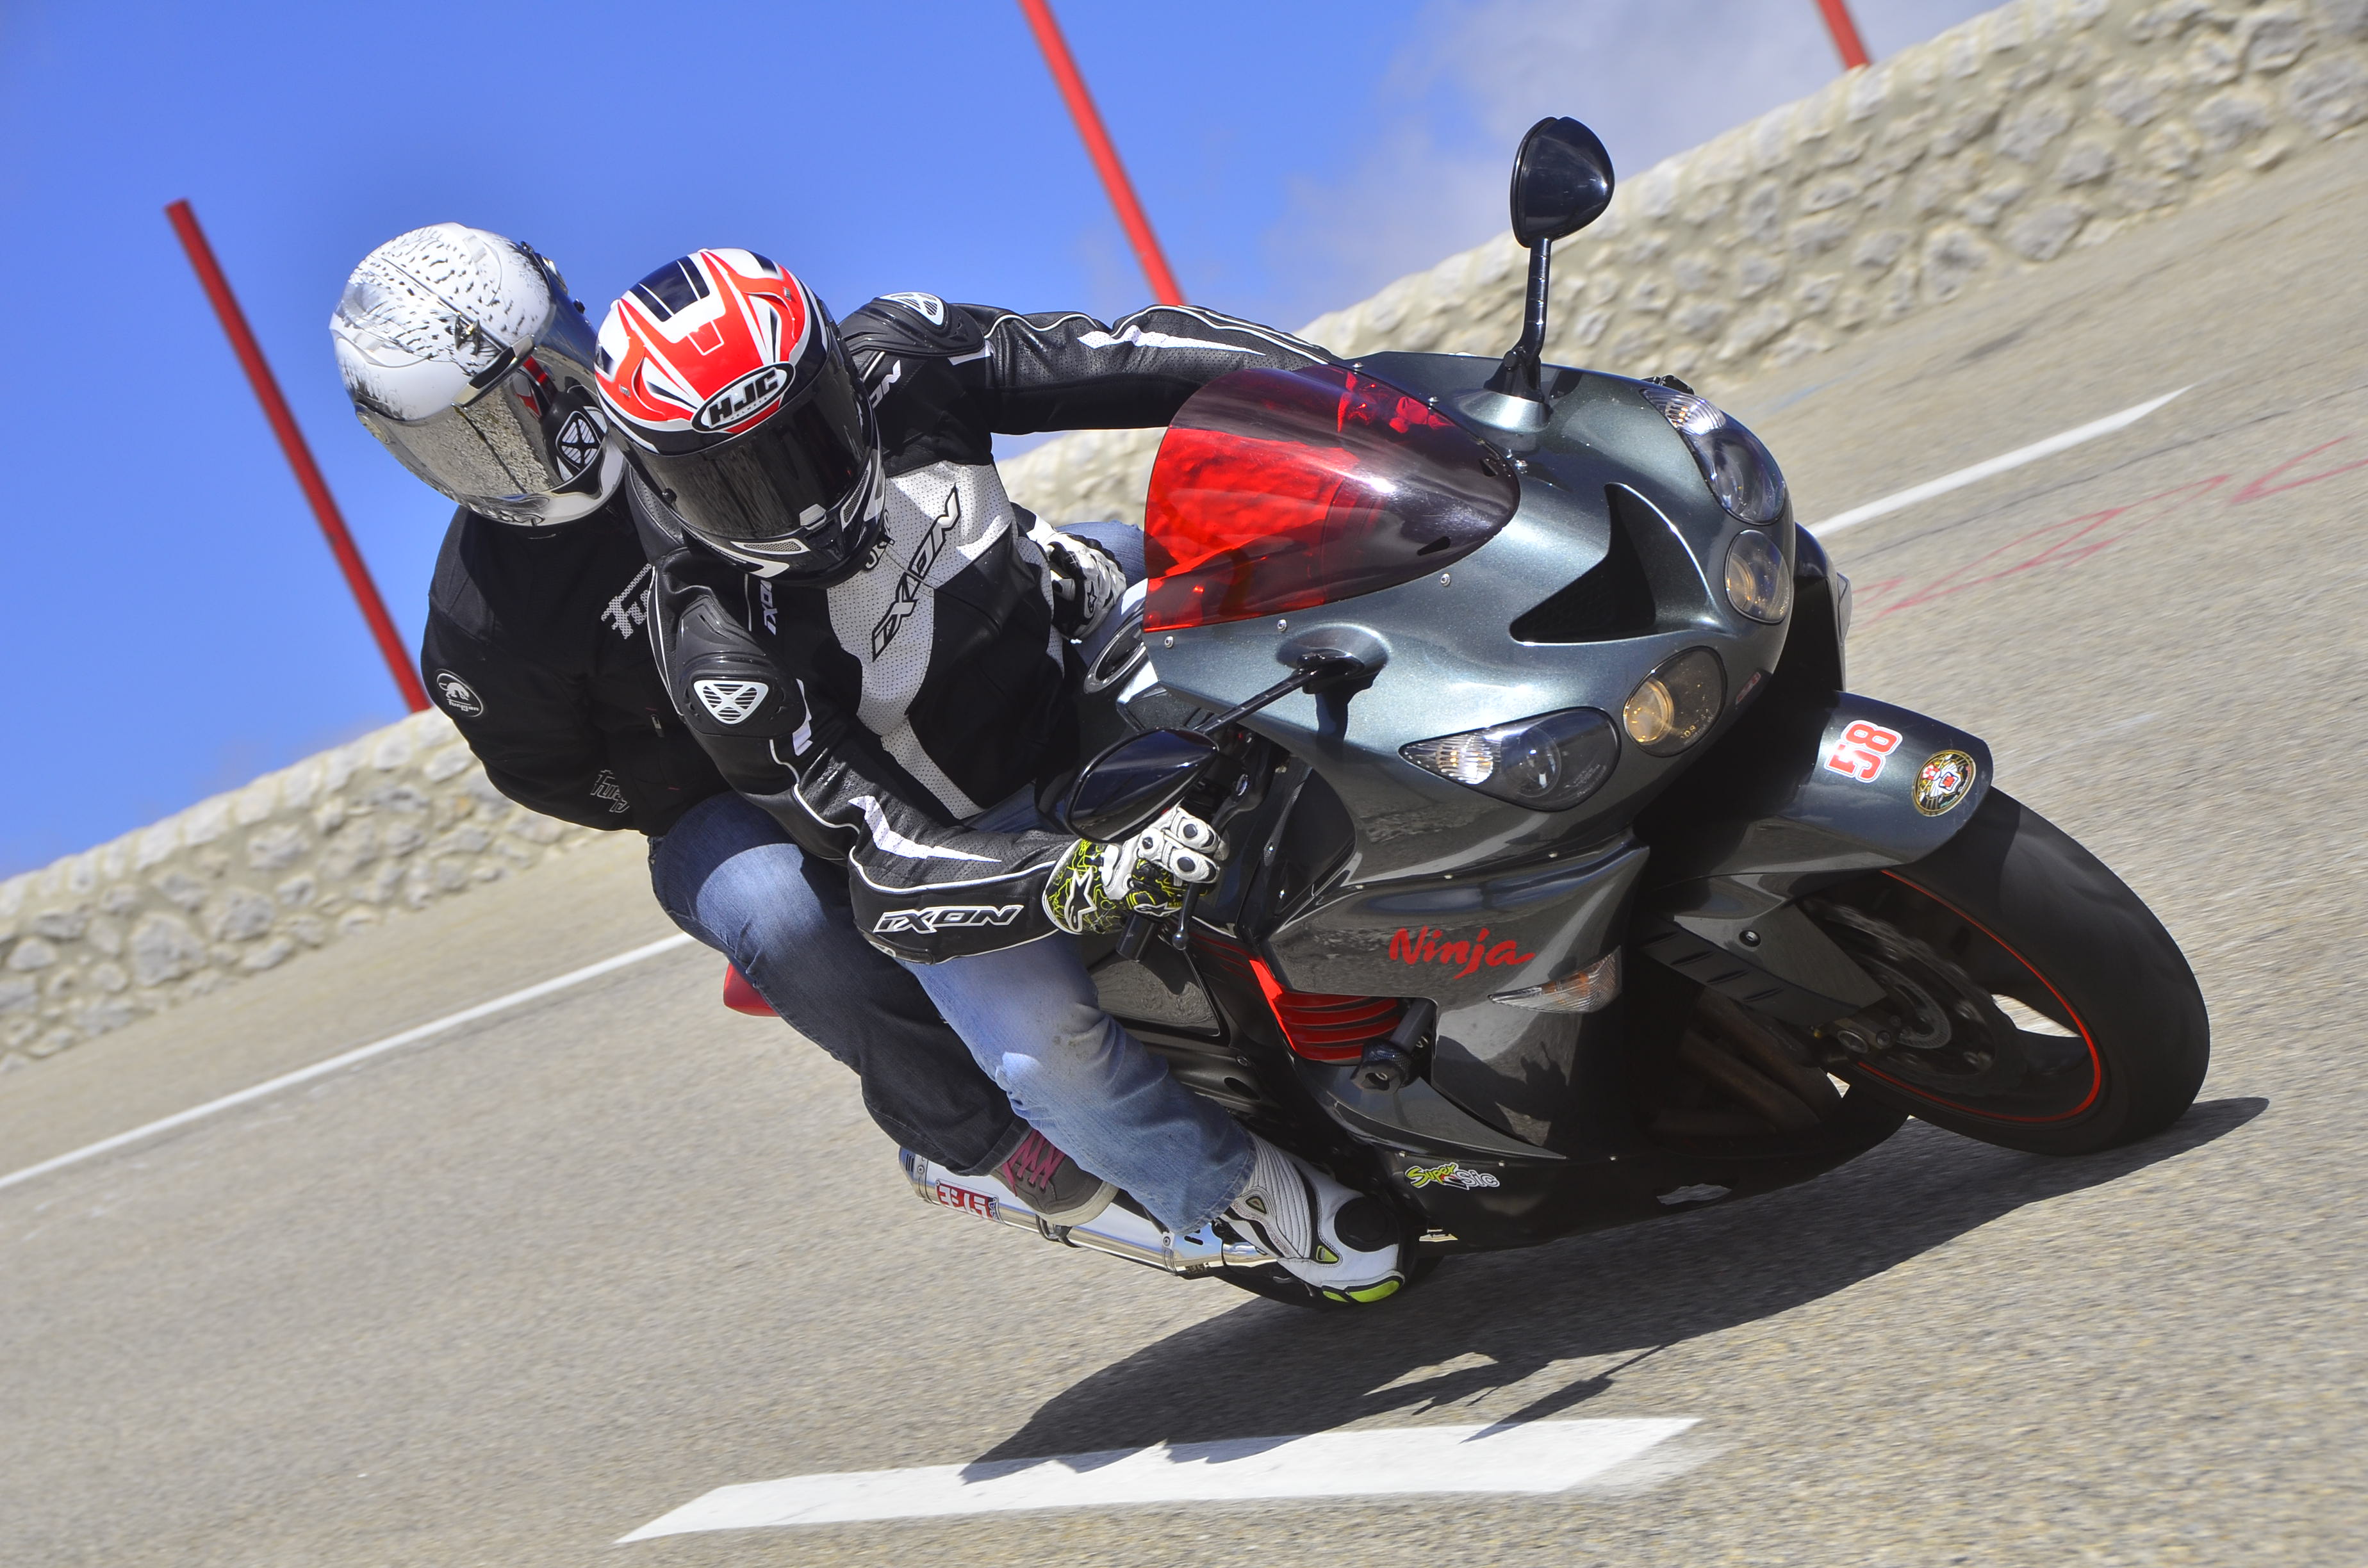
[1043,806,1227,935]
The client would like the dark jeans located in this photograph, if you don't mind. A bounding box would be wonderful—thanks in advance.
[889,519,1255,1232]
[648,791,1026,1175]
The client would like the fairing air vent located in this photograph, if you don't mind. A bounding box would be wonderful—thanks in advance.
[1509,486,1658,643]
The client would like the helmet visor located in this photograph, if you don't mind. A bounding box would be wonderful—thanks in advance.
[654,357,871,548]
[353,303,611,523]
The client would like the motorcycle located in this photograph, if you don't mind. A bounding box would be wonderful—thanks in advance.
[810,118,2208,1307]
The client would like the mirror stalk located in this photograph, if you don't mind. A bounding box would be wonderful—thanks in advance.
[1482,239,1553,405]
[1195,651,1370,735]
[1463,116,1612,433]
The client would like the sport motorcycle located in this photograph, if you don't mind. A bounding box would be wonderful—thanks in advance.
[791,118,2208,1307]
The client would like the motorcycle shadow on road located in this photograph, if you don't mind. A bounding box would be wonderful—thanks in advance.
[976,1097,2265,1464]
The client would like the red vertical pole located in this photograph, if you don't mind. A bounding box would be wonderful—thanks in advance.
[166,200,429,714]
[1014,0,1187,306]
[1814,0,1873,70]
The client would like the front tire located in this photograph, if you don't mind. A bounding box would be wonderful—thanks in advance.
[1798,790,2208,1156]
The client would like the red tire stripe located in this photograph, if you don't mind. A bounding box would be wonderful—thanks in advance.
[1842,870,2105,1124]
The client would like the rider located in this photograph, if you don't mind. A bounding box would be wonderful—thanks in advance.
[328,224,1111,1221]
[594,249,1406,1300]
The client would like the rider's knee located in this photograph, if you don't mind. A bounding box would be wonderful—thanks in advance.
[997,1002,1121,1096]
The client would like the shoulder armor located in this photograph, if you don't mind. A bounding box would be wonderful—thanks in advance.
[877,291,948,327]
[664,586,798,739]
[843,295,986,361]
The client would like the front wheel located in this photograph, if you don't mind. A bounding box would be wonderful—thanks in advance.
[1795,790,2208,1156]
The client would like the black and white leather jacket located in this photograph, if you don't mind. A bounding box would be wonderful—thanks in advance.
[634,295,1329,961]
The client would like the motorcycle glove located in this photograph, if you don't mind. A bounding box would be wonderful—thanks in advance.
[1043,806,1227,935]
[1037,527,1128,641]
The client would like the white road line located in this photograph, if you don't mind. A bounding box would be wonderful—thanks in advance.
[0,933,698,1195]
[1808,386,2191,538]
[618,1417,1697,1539]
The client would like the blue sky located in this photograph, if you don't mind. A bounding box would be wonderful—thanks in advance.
[0,1,1991,876]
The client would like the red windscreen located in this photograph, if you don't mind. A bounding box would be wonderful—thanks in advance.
[1143,364,1520,632]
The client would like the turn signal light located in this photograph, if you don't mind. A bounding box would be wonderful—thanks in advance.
[1492,949,1622,1013]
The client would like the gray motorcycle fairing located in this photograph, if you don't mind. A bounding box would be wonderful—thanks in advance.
[1093,350,1989,1250]
[1634,692,1995,1024]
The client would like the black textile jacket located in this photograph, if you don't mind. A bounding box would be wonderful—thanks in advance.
[420,493,727,837]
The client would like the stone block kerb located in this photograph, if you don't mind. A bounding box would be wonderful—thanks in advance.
[999,0,2368,530]
[0,708,600,1070]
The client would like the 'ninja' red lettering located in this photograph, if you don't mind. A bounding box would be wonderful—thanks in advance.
[1390,926,1534,972]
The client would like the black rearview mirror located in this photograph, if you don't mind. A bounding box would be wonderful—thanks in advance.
[1055,728,1219,842]
[1474,117,1618,421]
[1509,117,1615,248]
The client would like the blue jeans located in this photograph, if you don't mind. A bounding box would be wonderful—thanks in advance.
[899,936,1254,1234]
[896,517,1255,1235]
[649,792,1026,1176]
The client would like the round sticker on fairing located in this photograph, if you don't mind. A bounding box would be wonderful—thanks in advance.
[433,669,485,718]
[1913,749,1977,816]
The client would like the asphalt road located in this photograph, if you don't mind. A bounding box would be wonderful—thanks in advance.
[6,136,2365,1567]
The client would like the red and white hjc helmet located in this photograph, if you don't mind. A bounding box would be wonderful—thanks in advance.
[595,249,884,581]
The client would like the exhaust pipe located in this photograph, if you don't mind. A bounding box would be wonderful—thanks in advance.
[900,1152,1279,1277]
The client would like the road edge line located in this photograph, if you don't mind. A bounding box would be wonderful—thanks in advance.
[0,933,699,1195]
[1809,386,2192,538]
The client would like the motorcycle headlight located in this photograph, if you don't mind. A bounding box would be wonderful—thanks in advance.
[1724,528,1793,623]
[1623,648,1723,756]
[1639,383,1788,525]
[1401,708,1619,812]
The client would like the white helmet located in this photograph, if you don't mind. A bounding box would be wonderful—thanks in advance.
[332,223,621,525]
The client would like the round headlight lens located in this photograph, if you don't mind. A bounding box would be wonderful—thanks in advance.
[1724,528,1793,623]
[1700,421,1787,524]
[1401,708,1620,812]
[1639,384,1789,524]
[1622,648,1724,756]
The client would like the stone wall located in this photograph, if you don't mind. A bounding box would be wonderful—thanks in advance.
[8,0,2367,1075]
[1000,0,2368,528]
[0,708,604,1071]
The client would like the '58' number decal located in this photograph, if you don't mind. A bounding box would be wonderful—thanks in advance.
[1825,719,1903,782]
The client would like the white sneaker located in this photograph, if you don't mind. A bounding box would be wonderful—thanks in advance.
[1222,1135,1406,1303]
